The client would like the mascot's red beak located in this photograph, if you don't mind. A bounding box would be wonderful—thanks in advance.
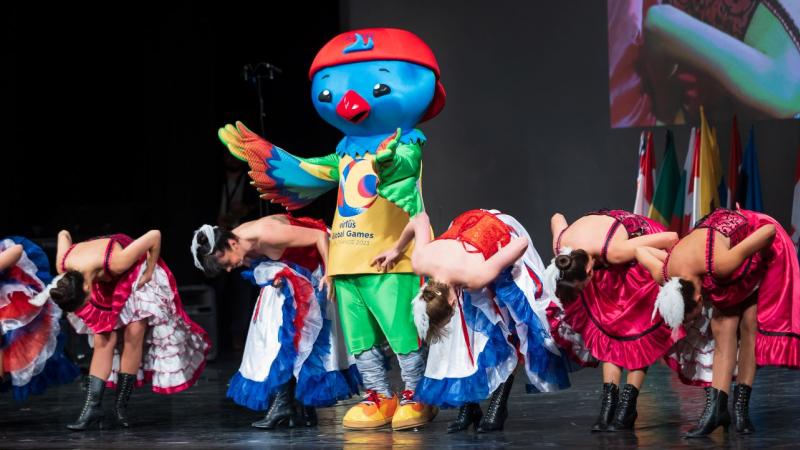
[336,90,371,123]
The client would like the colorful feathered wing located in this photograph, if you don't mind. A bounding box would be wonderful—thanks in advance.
[218,121,339,211]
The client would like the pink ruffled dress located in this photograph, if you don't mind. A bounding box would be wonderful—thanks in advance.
[63,234,211,394]
[549,210,685,370]
[666,208,800,384]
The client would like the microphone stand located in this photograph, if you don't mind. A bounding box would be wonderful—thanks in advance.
[243,62,283,216]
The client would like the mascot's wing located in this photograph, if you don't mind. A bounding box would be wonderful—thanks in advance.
[218,121,339,211]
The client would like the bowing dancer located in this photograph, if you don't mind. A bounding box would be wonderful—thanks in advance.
[46,230,210,430]
[636,207,798,437]
[372,209,571,433]
[191,214,359,430]
[545,210,679,431]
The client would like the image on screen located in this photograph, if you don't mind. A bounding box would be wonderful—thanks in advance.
[607,0,800,128]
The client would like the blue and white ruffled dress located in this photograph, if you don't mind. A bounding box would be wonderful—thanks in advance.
[416,212,572,408]
[226,259,360,410]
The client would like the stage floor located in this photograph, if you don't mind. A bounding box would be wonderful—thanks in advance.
[2,356,799,449]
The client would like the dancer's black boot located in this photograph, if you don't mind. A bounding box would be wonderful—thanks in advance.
[252,379,296,429]
[66,375,106,431]
[684,387,731,438]
[591,383,618,432]
[447,403,482,433]
[477,374,514,433]
[733,384,755,434]
[114,372,136,428]
[607,384,639,431]
[293,403,318,427]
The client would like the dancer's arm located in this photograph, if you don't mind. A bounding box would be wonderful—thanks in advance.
[464,237,529,290]
[262,221,334,299]
[607,232,678,264]
[0,244,23,272]
[550,213,568,254]
[634,247,666,284]
[109,230,161,286]
[261,221,328,259]
[56,230,73,274]
[713,224,777,278]
[372,212,431,273]
[644,4,800,118]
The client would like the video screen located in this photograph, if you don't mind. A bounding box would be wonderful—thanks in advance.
[607,0,800,128]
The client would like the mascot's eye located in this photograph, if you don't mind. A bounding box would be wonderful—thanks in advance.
[373,83,391,98]
[318,89,332,103]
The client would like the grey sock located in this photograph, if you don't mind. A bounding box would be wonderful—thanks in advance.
[397,349,425,392]
[354,346,391,397]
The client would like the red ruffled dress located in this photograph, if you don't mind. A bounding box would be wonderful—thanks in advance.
[63,234,211,394]
[1,237,79,401]
[666,208,800,385]
[548,210,685,370]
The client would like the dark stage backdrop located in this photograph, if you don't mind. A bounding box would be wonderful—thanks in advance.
[3,3,341,284]
[342,0,800,255]
[4,1,799,277]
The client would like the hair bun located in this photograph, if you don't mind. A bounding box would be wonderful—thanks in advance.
[555,254,572,270]
[49,287,65,301]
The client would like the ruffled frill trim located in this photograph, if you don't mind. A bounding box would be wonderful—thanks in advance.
[493,267,572,391]
[549,292,683,370]
[1,333,80,401]
[295,290,360,407]
[0,237,49,331]
[227,275,299,411]
[73,262,141,334]
[663,305,714,386]
[546,301,598,368]
[71,265,210,394]
[415,291,515,408]
[755,332,800,369]
[3,301,59,381]
[0,289,42,332]
[230,262,358,410]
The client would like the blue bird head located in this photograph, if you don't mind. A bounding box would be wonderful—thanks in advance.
[311,60,436,137]
[308,28,445,138]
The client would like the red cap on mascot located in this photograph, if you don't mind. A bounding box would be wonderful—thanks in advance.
[309,28,446,122]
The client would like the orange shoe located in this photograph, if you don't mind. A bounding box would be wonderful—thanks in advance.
[342,390,398,429]
[391,390,438,430]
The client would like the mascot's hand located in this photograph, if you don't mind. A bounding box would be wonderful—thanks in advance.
[375,128,402,166]
[218,121,272,162]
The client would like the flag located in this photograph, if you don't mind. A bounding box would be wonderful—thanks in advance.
[738,125,763,211]
[670,127,698,235]
[688,127,702,230]
[698,107,722,219]
[792,145,800,255]
[649,130,680,227]
[727,115,743,209]
[634,130,656,216]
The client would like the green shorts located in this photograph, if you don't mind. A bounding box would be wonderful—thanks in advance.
[334,273,421,355]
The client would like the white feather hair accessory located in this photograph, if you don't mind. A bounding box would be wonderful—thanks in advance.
[411,289,429,340]
[653,277,685,330]
[190,224,217,271]
[542,246,573,296]
[29,273,64,307]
